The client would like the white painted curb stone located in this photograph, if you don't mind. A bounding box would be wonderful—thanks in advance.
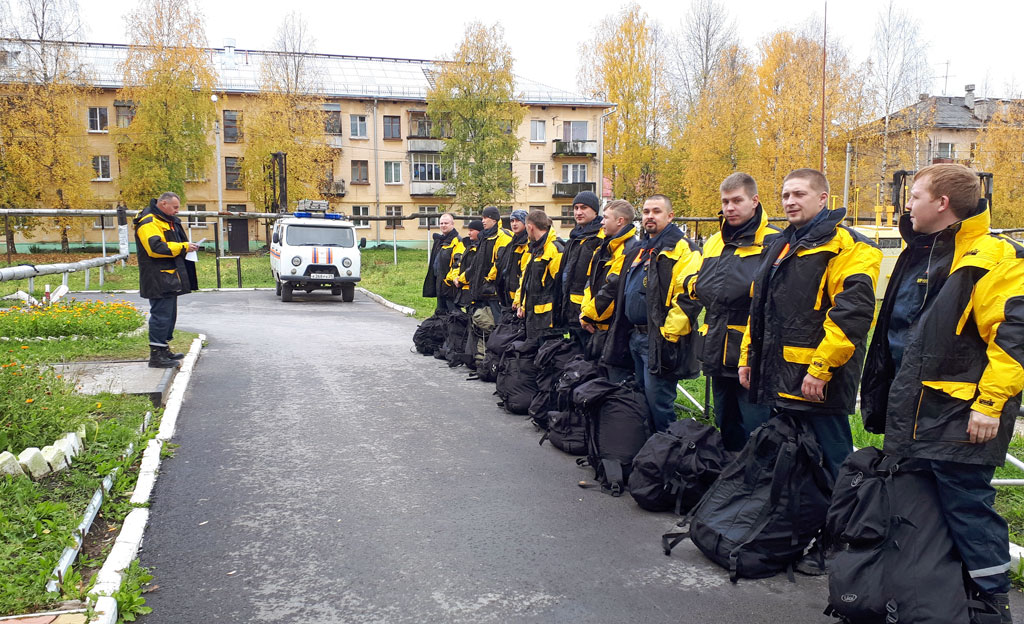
[156,335,204,442]
[358,286,414,315]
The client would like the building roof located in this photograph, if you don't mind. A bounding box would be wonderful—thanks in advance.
[924,95,984,129]
[1,39,613,108]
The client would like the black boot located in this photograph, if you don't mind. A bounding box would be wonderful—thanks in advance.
[167,350,185,360]
[975,592,1013,624]
[148,346,180,369]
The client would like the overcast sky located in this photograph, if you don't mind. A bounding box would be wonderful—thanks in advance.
[66,0,1022,99]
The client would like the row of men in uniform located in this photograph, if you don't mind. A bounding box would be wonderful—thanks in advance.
[423,164,1023,616]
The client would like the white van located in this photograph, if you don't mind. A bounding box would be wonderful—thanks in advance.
[270,211,364,302]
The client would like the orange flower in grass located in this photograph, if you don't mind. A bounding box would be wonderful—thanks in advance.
[25,398,33,404]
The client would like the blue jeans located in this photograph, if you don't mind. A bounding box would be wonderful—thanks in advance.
[628,330,678,433]
[148,296,178,347]
[712,375,771,452]
[931,460,1010,594]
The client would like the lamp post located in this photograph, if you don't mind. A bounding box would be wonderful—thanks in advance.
[211,94,225,257]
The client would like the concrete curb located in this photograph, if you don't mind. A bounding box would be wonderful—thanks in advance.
[358,287,415,315]
[156,336,204,442]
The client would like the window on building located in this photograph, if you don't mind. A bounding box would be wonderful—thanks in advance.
[529,205,544,211]
[225,157,243,189]
[88,107,108,132]
[412,153,445,182]
[324,108,342,135]
[93,209,115,228]
[185,203,208,227]
[419,205,439,228]
[562,164,587,183]
[223,110,243,143]
[560,205,573,227]
[350,114,367,138]
[563,121,588,142]
[115,102,134,128]
[530,120,546,143]
[970,142,978,160]
[384,161,402,184]
[351,205,370,228]
[385,205,403,229]
[185,161,204,182]
[409,111,432,138]
[530,163,545,185]
[937,142,955,159]
[91,155,111,180]
[351,160,369,184]
[383,115,401,140]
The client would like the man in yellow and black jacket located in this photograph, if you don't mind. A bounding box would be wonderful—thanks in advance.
[559,191,605,347]
[861,164,1024,617]
[493,209,529,311]
[133,193,198,368]
[515,210,564,339]
[738,168,882,480]
[422,212,460,315]
[579,199,638,364]
[689,173,781,452]
[601,194,703,433]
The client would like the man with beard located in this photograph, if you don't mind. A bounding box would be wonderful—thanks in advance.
[423,212,461,315]
[560,191,605,347]
[601,195,702,432]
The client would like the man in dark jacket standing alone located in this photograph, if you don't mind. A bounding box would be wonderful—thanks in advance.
[861,164,1024,620]
[689,173,780,451]
[422,212,460,314]
[560,191,604,347]
[134,192,198,368]
[601,194,702,432]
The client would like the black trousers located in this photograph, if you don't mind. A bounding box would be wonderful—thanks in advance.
[148,296,178,347]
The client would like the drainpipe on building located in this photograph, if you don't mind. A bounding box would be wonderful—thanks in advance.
[373,99,381,247]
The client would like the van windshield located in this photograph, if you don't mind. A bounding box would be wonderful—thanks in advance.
[286,225,354,247]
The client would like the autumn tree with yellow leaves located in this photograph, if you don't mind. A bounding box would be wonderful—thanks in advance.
[977,99,1024,228]
[0,0,95,253]
[579,4,668,206]
[241,11,331,212]
[114,0,216,210]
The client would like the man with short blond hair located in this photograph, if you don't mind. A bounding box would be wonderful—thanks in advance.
[423,212,460,314]
[861,164,1024,619]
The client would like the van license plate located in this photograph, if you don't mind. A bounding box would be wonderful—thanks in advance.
[310,273,332,279]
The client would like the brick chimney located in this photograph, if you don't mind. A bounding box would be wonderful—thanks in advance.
[965,84,975,110]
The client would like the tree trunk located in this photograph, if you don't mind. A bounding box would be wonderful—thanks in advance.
[4,216,15,260]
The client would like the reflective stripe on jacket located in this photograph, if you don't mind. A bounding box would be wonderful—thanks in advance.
[861,207,1024,466]
[516,228,564,338]
[739,207,882,415]
[689,204,781,377]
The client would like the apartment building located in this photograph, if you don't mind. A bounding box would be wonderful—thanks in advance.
[6,40,612,251]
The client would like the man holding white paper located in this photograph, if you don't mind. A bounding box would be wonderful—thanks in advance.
[133,192,199,368]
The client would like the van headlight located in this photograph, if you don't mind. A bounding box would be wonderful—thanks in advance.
[291,256,302,266]
[342,258,352,267]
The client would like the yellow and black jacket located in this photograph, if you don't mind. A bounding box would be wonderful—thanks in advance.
[450,236,476,307]
[580,224,638,331]
[861,206,1024,466]
[460,225,511,304]
[133,200,196,300]
[688,204,781,378]
[739,207,882,415]
[601,225,703,379]
[493,230,529,308]
[423,228,460,299]
[515,228,564,338]
[559,219,605,329]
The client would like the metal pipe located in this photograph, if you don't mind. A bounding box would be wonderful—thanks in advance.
[0,254,127,282]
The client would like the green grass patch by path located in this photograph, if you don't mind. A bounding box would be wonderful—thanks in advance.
[0,300,144,339]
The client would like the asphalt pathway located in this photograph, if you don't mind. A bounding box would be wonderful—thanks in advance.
[81,288,1002,624]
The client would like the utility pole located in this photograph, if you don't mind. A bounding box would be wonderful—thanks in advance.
[819,0,828,171]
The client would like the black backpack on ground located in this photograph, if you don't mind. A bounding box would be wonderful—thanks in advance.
[662,413,833,582]
[413,314,446,356]
[477,311,525,382]
[573,378,652,496]
[495,338,540,414]
[628,419,736,514]
[823,446,987,624]
[441,310,476,368]
[538,356,603,455]
[529,338,583,420]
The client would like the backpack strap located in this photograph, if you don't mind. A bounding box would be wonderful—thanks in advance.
[602,459,626,497]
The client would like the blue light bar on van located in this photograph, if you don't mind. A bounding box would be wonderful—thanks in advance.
[293,212,311,218]
[324,213,341,220]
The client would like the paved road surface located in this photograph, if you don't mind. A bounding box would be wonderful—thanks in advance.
[83,289,1013,624]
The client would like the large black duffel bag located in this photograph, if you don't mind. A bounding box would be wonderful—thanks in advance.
[573,378,652,496]
[495,338,540,414]
[538,356,603,455]
[629,419,735,513]
[477,310,525,382]
[413,313,446,356]
[823,446,982,624]
[663,413,833,582]
[529,338,583,420]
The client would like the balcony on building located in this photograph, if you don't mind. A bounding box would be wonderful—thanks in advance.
[407,110,445,153]
[322,179,346,197]
[552,181,597,198]
[410,181,453,196]
[552,140,598,158]
[324,134,344,150]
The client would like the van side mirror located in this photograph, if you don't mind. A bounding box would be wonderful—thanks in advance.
[272,232,280,244]
[359,237,366,249]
